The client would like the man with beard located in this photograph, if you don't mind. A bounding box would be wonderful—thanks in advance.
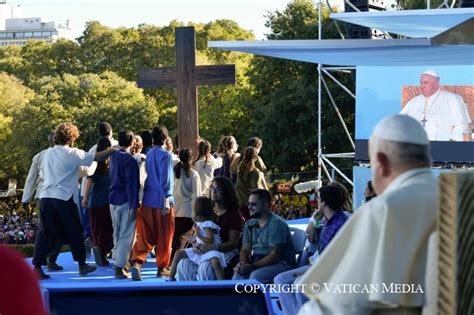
[232,189,295,284]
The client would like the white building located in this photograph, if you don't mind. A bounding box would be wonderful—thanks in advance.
[0,1,73,47]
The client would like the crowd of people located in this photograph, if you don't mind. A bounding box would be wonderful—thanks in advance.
[17,120,320,281]
[272,193,314,220]
[2,114,441,315]
[0,199,39,245]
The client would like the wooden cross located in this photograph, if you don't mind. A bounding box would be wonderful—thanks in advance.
[137,26,236,150]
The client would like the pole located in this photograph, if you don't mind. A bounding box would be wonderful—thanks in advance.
[317,0,323,184]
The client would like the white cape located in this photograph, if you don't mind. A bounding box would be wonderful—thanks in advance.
[297,168,437,314]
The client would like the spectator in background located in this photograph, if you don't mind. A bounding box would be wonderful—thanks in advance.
[231,136,267,184]
[170,148,202,263]
[214,136,240,180]
[274,185,349,315]
[236,146,268,220]
[132,135,147,203]
[329,181,353,213]
[364,180,377,202]
[140,130,153,155]
[193,140,223,196]
[165,136,180,166]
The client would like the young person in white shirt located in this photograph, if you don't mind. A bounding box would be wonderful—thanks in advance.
[32,123,116,280]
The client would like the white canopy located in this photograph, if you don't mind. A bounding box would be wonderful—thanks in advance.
[208,38,474,66]
[330,8,474,38]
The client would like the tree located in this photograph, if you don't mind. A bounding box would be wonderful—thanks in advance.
[0,73,35,180]
[9,72,159,179]
[195,20,255,148]
[77,20,256,147]
[247,1,355,173]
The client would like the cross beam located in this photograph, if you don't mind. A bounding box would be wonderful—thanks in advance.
[137,27,236,150]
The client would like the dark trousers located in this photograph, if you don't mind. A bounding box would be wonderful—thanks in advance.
[46,238,65,263]
[33,197,86,266]
[170,217,194,261]
[88,205,113,253]
[34,199,65,263]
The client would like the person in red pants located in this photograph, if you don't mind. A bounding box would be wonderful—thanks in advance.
[131,125,175,280]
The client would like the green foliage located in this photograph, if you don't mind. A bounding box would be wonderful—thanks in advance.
[0,73,34,179]
[196,19,255,148]
[0,8,356,182]
[247,1,354,172]
[398,0,444,10]
[13,72,158,161]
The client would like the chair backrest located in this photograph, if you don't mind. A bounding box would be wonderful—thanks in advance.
[289,227,307,255]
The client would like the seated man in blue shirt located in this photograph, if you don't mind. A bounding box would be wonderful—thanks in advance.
[233,189,295,284]
[274,184,349,315]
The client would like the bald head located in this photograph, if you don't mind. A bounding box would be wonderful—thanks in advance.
[369,115,431,194]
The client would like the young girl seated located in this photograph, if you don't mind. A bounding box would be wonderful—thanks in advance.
[167,197,227,281]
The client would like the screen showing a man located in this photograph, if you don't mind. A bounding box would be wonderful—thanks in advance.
[400,70,472,141]
[355,65,474,163]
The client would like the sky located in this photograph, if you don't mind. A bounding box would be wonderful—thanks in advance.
[9,0,334,40]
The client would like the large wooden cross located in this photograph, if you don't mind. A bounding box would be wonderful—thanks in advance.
[137,26,236,150]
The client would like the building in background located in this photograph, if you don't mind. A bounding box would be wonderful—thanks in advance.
[0,0,73,47]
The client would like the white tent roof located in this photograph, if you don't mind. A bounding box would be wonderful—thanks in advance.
[208,38,474,66]
[330,8,474,38]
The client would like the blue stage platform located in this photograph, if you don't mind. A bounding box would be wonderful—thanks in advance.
[28,219,309,314]
[28,252,281,315]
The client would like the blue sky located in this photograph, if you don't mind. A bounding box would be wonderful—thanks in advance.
[11,0,302,40]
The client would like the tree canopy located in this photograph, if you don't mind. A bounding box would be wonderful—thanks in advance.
[0,1,358,185]
[247,1,354,174]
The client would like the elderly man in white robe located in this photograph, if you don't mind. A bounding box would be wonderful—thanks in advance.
[400,69,471,141]
[297,115,437,315]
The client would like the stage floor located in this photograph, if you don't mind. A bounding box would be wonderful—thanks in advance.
[25,219,309,314]
[27,253,280,315]
[27,252,168,287]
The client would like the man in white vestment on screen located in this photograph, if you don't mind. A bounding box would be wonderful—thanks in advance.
[400,70,471,141]
[297,115,437,315]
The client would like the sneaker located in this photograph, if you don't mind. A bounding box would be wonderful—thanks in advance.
[79,263,97,276]
[47,260,64,271]
[35,267,50,280]
[114,267,131,279]
[130,263,142,281]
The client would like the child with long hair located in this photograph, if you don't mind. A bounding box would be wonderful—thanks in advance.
[213,136,239,179]
[193,140,223,195]
[167,196,226,281]
[170,147,201,262]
